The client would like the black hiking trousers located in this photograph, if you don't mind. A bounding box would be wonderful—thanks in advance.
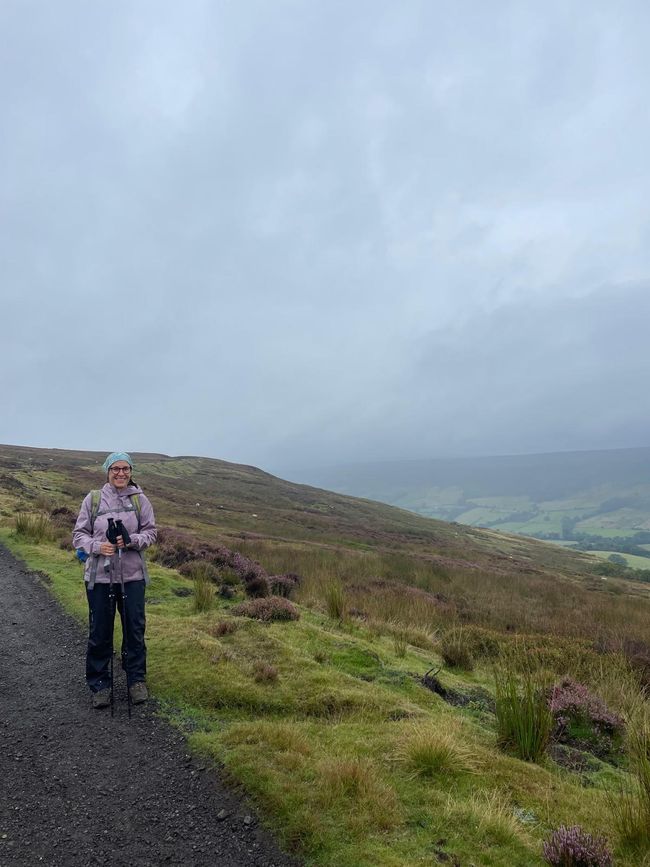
[86,580,146,692]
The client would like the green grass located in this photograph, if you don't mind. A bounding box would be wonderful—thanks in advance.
[3,444,650,865]
[1,524,644,865]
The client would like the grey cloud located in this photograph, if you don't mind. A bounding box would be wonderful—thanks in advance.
[1,1,649,470]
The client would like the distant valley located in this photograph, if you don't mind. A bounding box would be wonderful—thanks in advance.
[289,447,650,568]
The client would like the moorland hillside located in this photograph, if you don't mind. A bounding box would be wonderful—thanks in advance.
[2,442,650,865]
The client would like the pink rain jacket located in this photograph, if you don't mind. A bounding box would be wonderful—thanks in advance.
[72,483,157,584]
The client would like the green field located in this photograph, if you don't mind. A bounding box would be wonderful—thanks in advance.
[588,550,650,571]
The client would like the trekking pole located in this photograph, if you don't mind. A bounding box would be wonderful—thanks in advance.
[109,572,115,717]
[115,519,132,719]
[106,519,119,718]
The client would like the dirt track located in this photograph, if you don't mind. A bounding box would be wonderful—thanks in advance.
[0,544,301,867]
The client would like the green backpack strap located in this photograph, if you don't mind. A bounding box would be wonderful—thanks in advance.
[130,493,142,531]
[89,490,101,533]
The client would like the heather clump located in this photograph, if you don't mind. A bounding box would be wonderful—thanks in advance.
[232,596,300,622]
[542,825,613,866]
[549,679,624,758]
[269,573,302,598]
[242,570,271,598]
[152,529,267,586]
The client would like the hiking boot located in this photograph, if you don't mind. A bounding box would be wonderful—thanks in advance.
[129,682,148,704]
[92,689,111,709]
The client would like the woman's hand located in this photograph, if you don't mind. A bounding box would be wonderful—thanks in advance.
[116,535,125,549]
[99,542,117,556]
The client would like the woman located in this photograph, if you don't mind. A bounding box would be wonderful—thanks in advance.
[73,452,157,709]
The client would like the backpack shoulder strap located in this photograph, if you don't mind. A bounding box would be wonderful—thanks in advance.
[89,490,101,533]
[130,493,142,532]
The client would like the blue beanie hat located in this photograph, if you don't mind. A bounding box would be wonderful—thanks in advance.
[103,451,133,472]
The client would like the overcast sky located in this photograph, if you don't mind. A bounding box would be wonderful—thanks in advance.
[2,1,649,476]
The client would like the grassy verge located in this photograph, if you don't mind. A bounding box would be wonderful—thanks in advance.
[2,526,647,866]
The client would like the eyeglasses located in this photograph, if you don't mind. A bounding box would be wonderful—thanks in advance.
[110,466,131,475]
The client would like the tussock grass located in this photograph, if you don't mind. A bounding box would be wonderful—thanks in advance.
[191,563,214,613]
[14,512,54,543]
[439,626,474,670]
[394,723,481,778]
[459,790,527,847]
[316,756,401,832]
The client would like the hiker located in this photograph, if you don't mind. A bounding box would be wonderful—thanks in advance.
[72,452,157,710]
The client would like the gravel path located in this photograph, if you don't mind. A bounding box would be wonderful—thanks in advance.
[0,544,302,867]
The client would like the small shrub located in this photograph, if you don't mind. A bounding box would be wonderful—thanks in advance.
[50,506,77,529]
[549,678,624,737]
[210,620,238,637]
[494,667,552,762]
[542,825,613,866]
[269,573,302,598]
[244,574,271,598]
[15,512,54,543]
[439,627,474,671]
[253,661,279,683]
[548,678,624,759]
[232,596,300,622]
[323,579,346,620]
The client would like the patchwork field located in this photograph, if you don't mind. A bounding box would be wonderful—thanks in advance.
[294,449,650,567]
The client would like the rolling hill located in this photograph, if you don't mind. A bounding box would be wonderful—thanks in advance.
[287,447,650,563]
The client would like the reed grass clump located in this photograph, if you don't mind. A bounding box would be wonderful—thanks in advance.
[611,715,650,851]
[190,562,215,613]
[393,630,408,658]
[494,666,552,762]
[323,578,346,621]
[14,512,54,543]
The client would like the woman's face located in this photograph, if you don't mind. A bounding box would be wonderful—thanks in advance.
[108,462,132,489]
